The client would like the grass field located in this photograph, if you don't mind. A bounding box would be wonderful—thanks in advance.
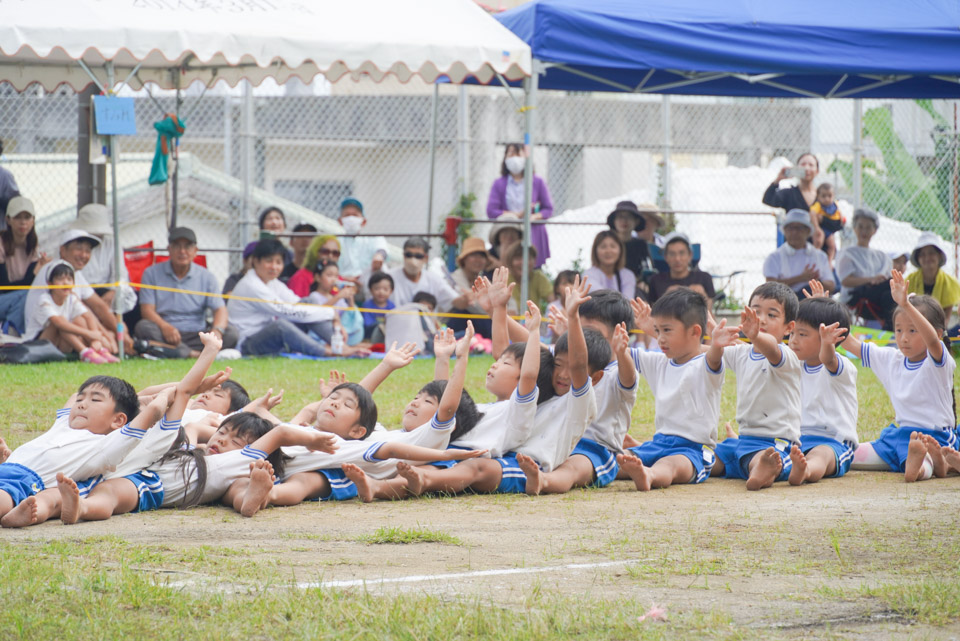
[1,355,959,640]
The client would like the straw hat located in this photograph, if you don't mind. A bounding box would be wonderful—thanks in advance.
[456,237,493,268]
[636,202,665,229]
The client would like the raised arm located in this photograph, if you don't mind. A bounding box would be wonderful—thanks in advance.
[706,318,741,372]
[612,322,636,389]
[358,342,420,392]
[819,322,847,374]
[487,267,516,359]
[630,297,656,339]
[249,423,338,456]
[438,321,474,423]
[243,388,285,426]
[519,301,542,398]
[167,332,223,424]
[432,329,456,381]
[891,269,944,362]
[564,275,592,391]
[374,441,486,462]
[739,306,783,365]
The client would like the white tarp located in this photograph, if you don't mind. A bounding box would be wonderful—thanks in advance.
[0,0,531,91]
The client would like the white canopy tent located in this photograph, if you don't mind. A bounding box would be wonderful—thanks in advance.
[0,0,531,356]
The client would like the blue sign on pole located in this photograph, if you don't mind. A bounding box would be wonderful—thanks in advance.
[93,96,137,135]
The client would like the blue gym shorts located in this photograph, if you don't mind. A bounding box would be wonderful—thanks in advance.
[493,453,528,494]
[122,470,165,512]
[627,433,715,484]
[0,462,43,506]
[570,438,619,487]
[427,446,476,469]
[870,424,958,473]
[316,468,359,502]
[798,435,855,478]
[714,435,792,482]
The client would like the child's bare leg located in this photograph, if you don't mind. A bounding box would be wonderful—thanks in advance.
[464,459,504,493]
[905,432,934,483]
[616,453,652,491]
[850,442,891,471]
[745,448,782,491]
[0,489,13,519]
[647,455,696,489]
[710,458,726,477]
[268,471,330,506]
[61,475,138,523]
[516,454,546,495]
[941,446,960,475]
[525,455,594,495]
[342,463,409,502]
[39,325,81,353]
[789,445,835,485]
[1,488,60,527]
[0,437,11,463]
[920,434,947,478]
[406,460,485,495]
[240,460,275,517]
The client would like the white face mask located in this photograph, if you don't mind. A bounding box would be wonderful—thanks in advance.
[341,216,364,234]
[505,156,526,175]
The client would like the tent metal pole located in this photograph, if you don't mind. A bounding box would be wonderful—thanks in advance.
[240,80,253,249]
[171,71,181,230]
[458,84,470,199]
[521,62,539,308]
[661,94,672,211]
[426,82,439,235]
[106,61,124,361]
[853,99,863,208]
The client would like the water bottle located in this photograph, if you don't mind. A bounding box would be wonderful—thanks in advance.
[331,327,344,356]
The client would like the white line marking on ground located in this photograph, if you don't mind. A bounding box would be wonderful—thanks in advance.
[299,558,648,589]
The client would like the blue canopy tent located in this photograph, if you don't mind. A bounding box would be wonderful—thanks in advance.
[490,0,960,301]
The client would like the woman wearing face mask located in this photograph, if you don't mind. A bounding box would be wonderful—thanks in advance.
[486,143,554,268]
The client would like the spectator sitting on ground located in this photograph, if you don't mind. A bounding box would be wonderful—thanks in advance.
[583,230,636,300]
[503,240,553,314]
[286,234,341,297]
[487,214,523,269]
[0,197,50,335]
[223,241,257,298]
[607,200,652,287]
[0,140,21,232]
[258,206,293,265]
[385,290,438,355]
[635,202,666,249]
[448,237,494,339]
[836,208,895,329]
[228,239,365,358]
[336,198,388,287]
[762,209,834,296]
[360,271,395,342]
[388,237,469,311]
[25,228,123,355]
[27,262,118,363]
[71,204,134,313]
[135,226,238,358]
[280,223,317,283]
[303,261,364,346]
[648,232,715,303]
[906,231,960,324]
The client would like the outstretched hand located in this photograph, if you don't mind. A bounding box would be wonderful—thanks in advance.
[630,297,654,336]
[197,367,231,395]
[319,370,348,398]
[802,279,826,299]
[611,322,630,358]
[248,388,284,416]
[563,274,592,317]
[306,430,339,454]
[739,305,760,341]
[710,318,742,349]
[198,330,223,352]
[383,341,421,369]
[438,448,488,461]
[547,305,568,337]
[524,300,541,330]
[890,269,908,307]
[819,322,848,346]
[432,329,457,361]
[473,275,493,314]
[487,266,516,309]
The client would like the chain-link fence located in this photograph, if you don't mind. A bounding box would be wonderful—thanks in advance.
[1,79,957,306]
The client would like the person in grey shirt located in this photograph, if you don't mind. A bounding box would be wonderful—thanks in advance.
[135,226,237,357]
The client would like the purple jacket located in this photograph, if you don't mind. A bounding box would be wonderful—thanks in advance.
[486,174,553,266]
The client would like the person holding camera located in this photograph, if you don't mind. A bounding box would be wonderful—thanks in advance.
[762,153,824,248]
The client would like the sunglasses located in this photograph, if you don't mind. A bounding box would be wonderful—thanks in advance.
[404,251,427,260]
[319,248,341,258]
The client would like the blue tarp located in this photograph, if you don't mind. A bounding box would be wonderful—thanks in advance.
[496,0,960,98]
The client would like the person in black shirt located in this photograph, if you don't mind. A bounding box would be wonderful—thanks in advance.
[648,232,715,303]
[606,200,651,295]
[762,152,823,247]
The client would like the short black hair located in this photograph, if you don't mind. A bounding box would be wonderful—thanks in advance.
[220,380,251,413]
[404,237,430,252]
[553,327,612,373]
[652,288,707,332]
[749,282,799,324]
[368,271,394,291]
[553,270,579,297]
[417,380,484,443]
[293,223,317,234]
[795,298,850,345]
[579,289,634,332]
[258,206,285,229]
[47,262,75,284]
[223,412,287,478]
[816,182,833,196]
[413,291,437,309]
[314,260,338,275]
[78,375,139,422]
[251,238,287,262]
[330,382,378,439]
[501,342,556,406]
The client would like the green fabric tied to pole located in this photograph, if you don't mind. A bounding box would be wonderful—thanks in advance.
[149,113,186,185]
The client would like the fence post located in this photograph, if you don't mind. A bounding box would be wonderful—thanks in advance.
[521,62,540,308]
[240,80,253,251]
[661,94,672,211]
[853,98,863,209]
[458,85,470,199]
[427,82,439,236]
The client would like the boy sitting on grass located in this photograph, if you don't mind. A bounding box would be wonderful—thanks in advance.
[710,282,802,490]
[786,294,859,484]
[616,288,741,490]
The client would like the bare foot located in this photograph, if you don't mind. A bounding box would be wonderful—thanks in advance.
[57,473,82,525]
[0,437,11,463]
[342,463,375,503]
[240,460,274,517]
[746,448,782,491]
[921,434,947,478]
[904,432,929,483]
[1,495,38,528]
[941,446,960,474]
[616,453,652,491]
[724,422,737,440]
[788,445,809,486]
[516,454,543,496]
[396,462,425,497]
